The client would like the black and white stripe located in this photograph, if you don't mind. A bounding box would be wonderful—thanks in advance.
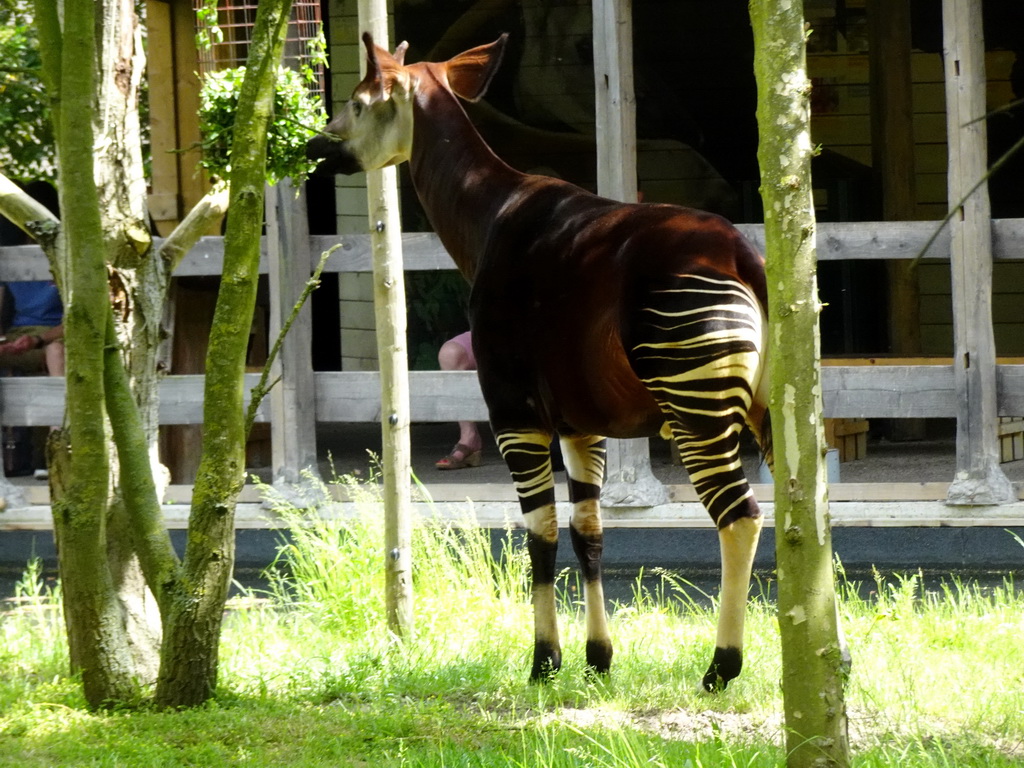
[632,273,765,529]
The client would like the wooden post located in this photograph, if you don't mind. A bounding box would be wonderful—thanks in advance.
[593,0,637,203]
[358,0,414,634]
[592,0,667,508]
[145,0,180,236]
[266,180,320,485]
[867,0,925,442]
[942,0,1014,505]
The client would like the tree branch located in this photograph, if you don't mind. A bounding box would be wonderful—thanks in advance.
[103,308,181,613]
[0,171,60,241]
[245,244,336,435]
[156,180,231,271]
[911,131,1024,268]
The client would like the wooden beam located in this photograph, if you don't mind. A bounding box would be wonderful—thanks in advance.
[868,0,924,441]
[3,365,1023,427]
[170,0,209,219]
[145,0,181,235]
[868,0,917,221]
[266,180,320,484]
[592,0,666,507]
[8,219,1024,281]
[593,0,637,203]
[942,0,1014,504]
[6,496,1024,532]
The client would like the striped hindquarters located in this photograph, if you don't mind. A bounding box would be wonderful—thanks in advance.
[631,272,766,528]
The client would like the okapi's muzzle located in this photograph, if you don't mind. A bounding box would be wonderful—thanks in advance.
[305,133,363,176]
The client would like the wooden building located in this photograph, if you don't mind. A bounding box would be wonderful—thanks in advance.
[1,0,1023,529]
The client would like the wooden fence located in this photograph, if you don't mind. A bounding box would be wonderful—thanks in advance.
[1,217,1023,523]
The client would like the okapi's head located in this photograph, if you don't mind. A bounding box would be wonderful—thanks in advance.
[306,32,508,176]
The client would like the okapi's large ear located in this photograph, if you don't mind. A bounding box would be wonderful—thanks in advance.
[444,34,509,103]
[393,40,409,65]
[361,32,411,98]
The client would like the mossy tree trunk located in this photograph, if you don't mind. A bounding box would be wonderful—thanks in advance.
[154,0,294,708]
[749,1,851,766]
[24,0,261,709]
[34,0,139,705]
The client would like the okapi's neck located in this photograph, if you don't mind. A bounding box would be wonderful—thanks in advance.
[408,79,522,282]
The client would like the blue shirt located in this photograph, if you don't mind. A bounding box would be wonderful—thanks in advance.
[7,281,63,327]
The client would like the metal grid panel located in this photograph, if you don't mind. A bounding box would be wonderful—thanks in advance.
[193,1,325,97]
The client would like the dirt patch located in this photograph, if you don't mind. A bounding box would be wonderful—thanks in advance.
[541,705,1024,759]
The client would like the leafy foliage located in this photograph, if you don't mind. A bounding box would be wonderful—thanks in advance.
[0,1,55,181]
[198,65,324,185]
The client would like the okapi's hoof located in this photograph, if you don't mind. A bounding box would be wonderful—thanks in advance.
[585,639,613,676]
[530,641,562,682]
[701,646,742,692]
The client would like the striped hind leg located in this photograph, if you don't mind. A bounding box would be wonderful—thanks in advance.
[631,270,767,690]
[669,416,763,692]
[495,429,561,680]
[559,433,612,673]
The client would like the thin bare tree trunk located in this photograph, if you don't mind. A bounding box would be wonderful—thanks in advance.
[357,0,415,636]
[749,1,851,765]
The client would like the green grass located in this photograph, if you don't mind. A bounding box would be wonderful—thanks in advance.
[1,475,1022,766]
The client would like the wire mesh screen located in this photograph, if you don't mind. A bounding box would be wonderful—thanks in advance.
[193,1,325,98]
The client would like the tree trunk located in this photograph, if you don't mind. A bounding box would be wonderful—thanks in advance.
[94,0,166,683]
[155,0,295,707]
[36,0,139,707]
[31,0,245,707]
[749,2,851,766]
[357,0,415,636]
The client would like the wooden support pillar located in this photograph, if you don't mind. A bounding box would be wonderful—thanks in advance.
[593,0,637,203]
[358,0,414,634]
[145,0,180,235]
[592,0,666,507]
[942,0,1014,505]
[867,0,925,442]
[266,180,320,485]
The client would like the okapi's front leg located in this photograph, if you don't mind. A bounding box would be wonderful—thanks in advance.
[495,429,560,680]
[560,434,612,674]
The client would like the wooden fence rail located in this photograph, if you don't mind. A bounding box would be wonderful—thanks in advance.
[1,218,1022,497]
[3,365,1023,428]
[4,219,1023,283]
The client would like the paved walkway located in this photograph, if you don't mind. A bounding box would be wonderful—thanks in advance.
[313,421,1024,488]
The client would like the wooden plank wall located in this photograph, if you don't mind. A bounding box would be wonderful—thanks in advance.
[325,0,387,372]
[808,48,1016,220]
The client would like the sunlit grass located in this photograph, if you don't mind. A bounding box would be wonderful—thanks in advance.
[1,474,1022,766]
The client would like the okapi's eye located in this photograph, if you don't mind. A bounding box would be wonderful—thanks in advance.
[351,101,363,117]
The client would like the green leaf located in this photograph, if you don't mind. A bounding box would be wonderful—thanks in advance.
[198,65,325,185]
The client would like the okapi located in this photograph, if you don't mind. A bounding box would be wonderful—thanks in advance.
[307,34,771,692]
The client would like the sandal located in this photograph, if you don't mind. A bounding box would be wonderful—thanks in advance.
[436,443,482,470]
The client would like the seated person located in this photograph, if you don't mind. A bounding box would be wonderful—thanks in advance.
[435,330,483,470]
[0,281,65,376]
[433,329,564,472]
[0,281,64,479]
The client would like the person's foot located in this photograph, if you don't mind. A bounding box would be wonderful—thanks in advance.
[33,468,48,481]
[435,443,482,470]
